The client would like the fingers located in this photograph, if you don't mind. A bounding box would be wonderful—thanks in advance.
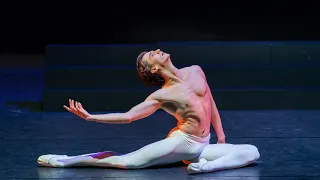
[76,101,82,109]
[69,99,77,112]
[75,101,79,109]
[63,105,71,112]
[64,99,83,114]
[78,102,83,109]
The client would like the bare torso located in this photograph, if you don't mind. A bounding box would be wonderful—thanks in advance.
[151,65,212,138]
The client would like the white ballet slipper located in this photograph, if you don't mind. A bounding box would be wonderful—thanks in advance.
[37,154,68,167]
[187,158,209,174]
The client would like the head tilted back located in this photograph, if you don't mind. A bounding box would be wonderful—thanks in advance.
[136,51,165,87]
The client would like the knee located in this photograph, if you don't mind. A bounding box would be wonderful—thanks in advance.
[236,144,260,162]
[244,144,260,161]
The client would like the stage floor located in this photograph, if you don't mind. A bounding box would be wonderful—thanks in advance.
[1,110,320,180]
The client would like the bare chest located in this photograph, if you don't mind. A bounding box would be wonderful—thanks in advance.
[182,69,207,97]
[160,70,207,115]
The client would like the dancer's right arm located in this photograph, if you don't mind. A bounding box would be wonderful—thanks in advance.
[89,97,162,124]
[64,94,162,124]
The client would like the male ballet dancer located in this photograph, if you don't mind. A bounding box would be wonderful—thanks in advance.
[37,49,260,174]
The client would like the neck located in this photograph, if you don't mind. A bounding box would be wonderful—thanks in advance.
[161,64,184,88]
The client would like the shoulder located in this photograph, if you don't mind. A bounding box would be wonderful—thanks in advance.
[146,85,179,102]
[189,65,206,79]
[191,65,203,72]
[180,65,204,74]
[145,88,169,101]
[179,65,207,82]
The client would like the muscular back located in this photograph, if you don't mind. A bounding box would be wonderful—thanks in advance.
[150,65,212,137]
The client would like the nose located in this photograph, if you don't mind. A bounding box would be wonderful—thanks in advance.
[155,49,161,54]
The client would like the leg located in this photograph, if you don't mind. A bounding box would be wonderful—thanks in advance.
[187,143,260,174]
[94,134,200,169]
[37,151,121,167]
[38,132,202,169]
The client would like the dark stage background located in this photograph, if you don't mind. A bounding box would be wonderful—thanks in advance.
[1,2,320,112]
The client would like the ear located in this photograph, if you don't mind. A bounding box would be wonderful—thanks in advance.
[151,66,159,74]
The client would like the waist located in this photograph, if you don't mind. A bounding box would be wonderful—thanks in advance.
[180,129,211,143]
[178,121,210,138]
[169,129,211,143]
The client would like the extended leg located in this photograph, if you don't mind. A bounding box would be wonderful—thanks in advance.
[37,151,121,167]
[93,134,200,169]
[38,132,200,169]
[187,144,260,174]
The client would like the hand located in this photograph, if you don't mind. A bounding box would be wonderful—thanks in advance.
[217,137,226,144]
[63,99,92,120]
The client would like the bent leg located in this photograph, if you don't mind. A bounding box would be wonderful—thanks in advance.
[187,143,260,174]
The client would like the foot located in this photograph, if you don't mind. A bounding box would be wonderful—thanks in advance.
[187,158,210,174]
[37,154,70,167]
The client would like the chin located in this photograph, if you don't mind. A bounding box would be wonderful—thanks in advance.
[164,59,174,68]
[164,55,171,63]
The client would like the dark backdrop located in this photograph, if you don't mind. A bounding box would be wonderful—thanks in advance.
[1,2,320,111]
[1,2,320,54]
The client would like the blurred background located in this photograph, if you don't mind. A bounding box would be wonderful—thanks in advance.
[1,2,320,112]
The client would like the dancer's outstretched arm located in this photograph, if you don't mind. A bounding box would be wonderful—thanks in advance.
[90,98,161,124]
[64,97,162,124]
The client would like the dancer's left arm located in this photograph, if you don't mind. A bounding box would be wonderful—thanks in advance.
[193,65,226,143]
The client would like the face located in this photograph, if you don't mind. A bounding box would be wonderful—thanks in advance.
[142,49,171,67]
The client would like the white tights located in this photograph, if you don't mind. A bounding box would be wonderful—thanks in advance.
[39,130,260,174]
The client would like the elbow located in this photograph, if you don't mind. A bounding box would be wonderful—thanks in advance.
[123,113,133,124]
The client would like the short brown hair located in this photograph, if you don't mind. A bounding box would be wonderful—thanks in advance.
[136,51,165,87]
